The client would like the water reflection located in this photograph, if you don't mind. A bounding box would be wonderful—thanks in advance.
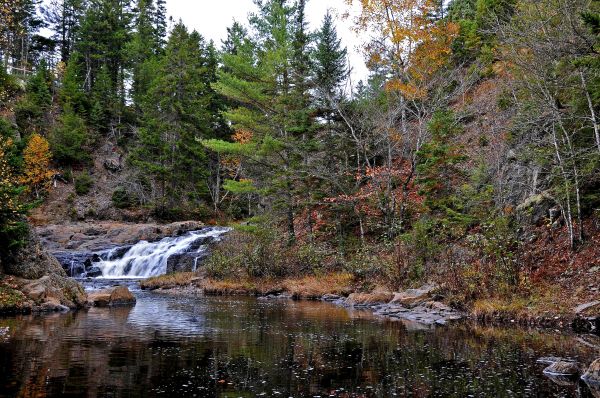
[1,290,599,397]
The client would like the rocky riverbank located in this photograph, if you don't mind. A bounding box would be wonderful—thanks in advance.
[140,274,467,327]
[0,229,87,314]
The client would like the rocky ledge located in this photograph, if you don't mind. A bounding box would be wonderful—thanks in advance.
[323,284,465,327]
[36,220,205,252]
[0,230,87,314]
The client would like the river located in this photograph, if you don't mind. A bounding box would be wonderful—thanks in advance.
[1,279,599,397]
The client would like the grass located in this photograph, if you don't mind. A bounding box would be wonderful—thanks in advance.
[141,272,356,300]
[140,272,199,290]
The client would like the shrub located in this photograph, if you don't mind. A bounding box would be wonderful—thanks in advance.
[112,187,134,209]
[74,173,93,196]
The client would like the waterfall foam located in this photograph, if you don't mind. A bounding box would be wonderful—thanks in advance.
[95,227,230,279]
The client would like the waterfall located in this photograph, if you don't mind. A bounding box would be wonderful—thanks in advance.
[94,227,230,279]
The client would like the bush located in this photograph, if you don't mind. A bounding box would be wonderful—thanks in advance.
[112,187,134,209]
[74,173,93,196]
[204,225,330,280]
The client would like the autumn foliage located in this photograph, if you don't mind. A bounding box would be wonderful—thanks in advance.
[20,133,55,199]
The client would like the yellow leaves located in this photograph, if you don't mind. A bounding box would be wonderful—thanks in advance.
[385,79,427,99]
[20,133,56,198]
[349,0,459,96]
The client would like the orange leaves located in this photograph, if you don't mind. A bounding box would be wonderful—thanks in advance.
[20,133,55,199]
[233,129,253,145]
[348,0,458,96]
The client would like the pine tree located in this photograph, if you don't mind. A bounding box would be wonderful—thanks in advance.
[129,0,158,109]
[313,11,347,106]
[0,136,28,259]
[14,61,53,135]
[50,104,90,164]
[209,0,310,244]
[132,23,219,215]
[42,0,87,63]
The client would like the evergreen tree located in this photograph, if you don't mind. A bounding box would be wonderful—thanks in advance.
[129,0,158,109]
[209,0,311,244]
[153,0,167,49]
[50,104,90,164]
[14,61,52,135]
[313,11,347,105]
[132,23,219,216]
[42,0,87,63]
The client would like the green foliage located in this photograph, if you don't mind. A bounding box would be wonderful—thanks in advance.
[0,138,30,261]
[417,110,470,236]
[112,187,135,209]
[50,106,90,165]
[14,63,52,135]
[131,23,226,216]
[74,172,93,196]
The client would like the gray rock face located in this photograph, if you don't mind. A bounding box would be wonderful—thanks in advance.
[516,191,555,226]
[36,221,205,252]
[166,252,209,274]
[3,230,66,280]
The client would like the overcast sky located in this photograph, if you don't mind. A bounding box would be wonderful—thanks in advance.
[166,0,369,83]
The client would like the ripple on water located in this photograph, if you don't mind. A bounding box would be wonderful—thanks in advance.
[0,286,597,397]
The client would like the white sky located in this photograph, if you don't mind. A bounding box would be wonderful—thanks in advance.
[166,0,369,83]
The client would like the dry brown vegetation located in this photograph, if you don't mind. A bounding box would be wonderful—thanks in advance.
[141,272,356,300]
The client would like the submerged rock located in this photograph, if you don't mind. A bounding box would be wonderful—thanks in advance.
[88,285,136,307]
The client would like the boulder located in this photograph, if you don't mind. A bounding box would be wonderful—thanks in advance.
[85,266,103,278]
[88,285,136,307]
[3,230,66,280]
[18,274,86,309]
[516,191,555,226]
[574,301,600,314]
[583,359,600,386]
[543,361,582,376]
[166,252,209,274]
[390,284,438,308]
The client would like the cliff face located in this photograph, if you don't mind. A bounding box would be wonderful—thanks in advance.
[0,229,87,314]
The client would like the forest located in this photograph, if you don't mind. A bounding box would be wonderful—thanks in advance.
[1,0,599,311]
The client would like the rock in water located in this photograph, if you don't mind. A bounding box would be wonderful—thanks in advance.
[88,286,136,307]
[390,284,437,308]
[543,361,582,376]
[583,359,600,386]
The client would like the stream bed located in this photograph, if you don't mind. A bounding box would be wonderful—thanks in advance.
[1,280,599,397]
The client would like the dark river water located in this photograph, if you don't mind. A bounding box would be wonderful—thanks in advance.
[1,280,599,398]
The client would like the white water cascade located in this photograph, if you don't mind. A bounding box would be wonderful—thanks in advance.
[96,227,230,279]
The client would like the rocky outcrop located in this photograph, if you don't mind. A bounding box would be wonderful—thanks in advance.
[37,221,205,252]
[543,361,582,376]
[0,230,87,314]
[87,285,136,307]
[389,284,438,308]
[516,191,556,226]
[330,284,465,327]
[3,230,66,280]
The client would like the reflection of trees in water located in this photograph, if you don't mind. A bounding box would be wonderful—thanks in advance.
[0,296,598,397]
